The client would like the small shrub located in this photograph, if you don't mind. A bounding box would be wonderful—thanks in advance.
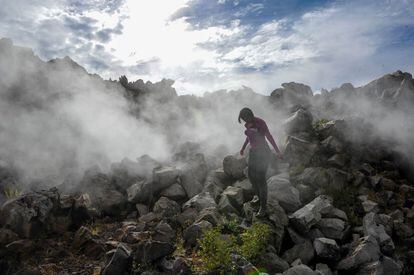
[238,223,271,261]
[195,226,236,274]
[3,185,22,199]
[312,118,330,130]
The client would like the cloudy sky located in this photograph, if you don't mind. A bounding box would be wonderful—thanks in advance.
[0,0,413,95]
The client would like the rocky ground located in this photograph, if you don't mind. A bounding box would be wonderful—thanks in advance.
[1,38,414,274]
[1,101,414,274]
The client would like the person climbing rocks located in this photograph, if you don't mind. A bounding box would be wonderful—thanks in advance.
[238,107,283,217]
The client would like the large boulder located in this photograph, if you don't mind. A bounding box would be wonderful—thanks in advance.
[160,183,187,201]
[218,186,244,214]
[152,166,180,192]
[337,235,380,271]
[363,212,395,254]
[284,136,318,167]
[153,197,181,218]
[179,154,208,198]
[283,264,316,275]
[223,155,247,180]
[316,218,347,240]
[0,188,60,238]
[133,240,175,263]
[313,238,340,261]
[283,108,314,138]
[289,195,333,233]
[126,180,152,204]
[267,174,301,213]
[183,191,216,212]
[358,255,402,275]
[102,243,132,275]
[282,240,315,265]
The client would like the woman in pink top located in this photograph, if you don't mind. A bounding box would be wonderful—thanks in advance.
[239,107,283,217]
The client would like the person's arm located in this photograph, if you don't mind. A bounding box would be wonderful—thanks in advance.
[240,137,249,155]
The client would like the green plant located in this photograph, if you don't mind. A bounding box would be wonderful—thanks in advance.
[223,216,241,234]
[312,118,330,130]
[3,185,22,199]
[195,226,236,274]
[289,164,305,177]
[238,223,271,261]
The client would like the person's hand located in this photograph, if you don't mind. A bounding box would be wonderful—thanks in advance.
[240,149,244,156]
[275,152,284,160]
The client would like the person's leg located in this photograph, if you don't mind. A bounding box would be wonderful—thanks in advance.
[248,150,260,200]
[256,149,271,216]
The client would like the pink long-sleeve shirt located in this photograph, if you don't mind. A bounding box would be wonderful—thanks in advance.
[241,117,280,153]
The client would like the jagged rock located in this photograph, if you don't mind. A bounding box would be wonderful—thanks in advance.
[179,154,208,198]
[287,227,307,244]
[317,218,346,240]
[313,237,340,261]
[283,108,314,137]
[259,252,289,273]
[316,120,347,141]
[183,220,212,247]
[153,197,181,218]
[135,203,149,217]
[160,183,187,201]
[283,264,316,275]
[362,200,379,213]
[337,235,380,270]
[196,207,223,226]
[363,212,395,254]
[102,243,131,275]
[79,172,126,215]
[284,136,318,167]
[0,228,19,246]
[267,174,301,213]
[133,240,174,263]
[282,240,315,265]
[223,154,247,180]
[153,166,180,191]
[218,193,240,215]
[358,256,402,275]
[327,154,348,168]
[153,221,175,243]
[289,195,333,232]
[394,220,414,239]
[270,82,313,109]
[183,192,216,212]
[219,186,244,213]
[72,226,105,259]
[320,136,345,154]
[126,180,153,203]
[315,263,333,275]
[325,207,348,221]
[233,178,254,201]
[0,188,60,238]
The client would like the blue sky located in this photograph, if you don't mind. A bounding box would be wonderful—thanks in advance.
[0,0,413,95]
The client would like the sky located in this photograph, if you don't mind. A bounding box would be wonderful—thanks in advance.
[0,0,413,95]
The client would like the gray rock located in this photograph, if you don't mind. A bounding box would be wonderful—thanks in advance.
[126,180,152,204]
[358,256,402,275]
[0,189,60,238]
[289,195,333,233]
[283,108,313,136]
[287,227,307,244]
[315,263,333,275]
[153,166,180,191]
[218,193,240,215]
[102,243,131,275]
[153,197,181,218]
[135,203,149,217]
[183,192,216,212]
[317,218,346,240]
[325,207,348,221]
[196,207,223,226]
[133,240,175,263]
[313,237,340,261]
[363,212,395,254]
[223,155,247,180]
[321,136,345,154]
[220,186,245,210]
[284,136,318,167]
[362,200,379,213]
[337,235,380,270]
[233,178,254,201]
[183,220,212,247]
[179,154,208,198]
[327,154,348,168]
[282,240,315,264]
[267,174,301,213]
[0,228,19,246]
[160,183,187,201]
[153,221,175,243]
[283,264,316,275]
[259,252,289,273]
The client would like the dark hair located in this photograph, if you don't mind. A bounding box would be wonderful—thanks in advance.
[238,107,254,123]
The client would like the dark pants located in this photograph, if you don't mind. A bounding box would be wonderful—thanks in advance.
[248,146,271,211]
